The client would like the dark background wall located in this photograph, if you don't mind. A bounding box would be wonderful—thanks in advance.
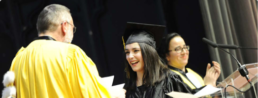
[0,0,211,90]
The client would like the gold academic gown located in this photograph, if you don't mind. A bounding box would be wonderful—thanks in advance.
[9,40,111,98]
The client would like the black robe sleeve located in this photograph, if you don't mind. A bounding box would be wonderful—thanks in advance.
[125,71,193,98]
[162,71,193,94]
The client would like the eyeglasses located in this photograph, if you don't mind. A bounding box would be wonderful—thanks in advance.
[169,45,190,53]
[62,21,76,33]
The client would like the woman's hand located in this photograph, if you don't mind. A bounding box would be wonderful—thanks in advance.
[212,61,221,79]
[203,61,221,87]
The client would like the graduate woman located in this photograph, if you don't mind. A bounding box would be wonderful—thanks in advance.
[122,22,192,98]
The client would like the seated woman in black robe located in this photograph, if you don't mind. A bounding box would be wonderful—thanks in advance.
[157,33,221,93]
[122,22,193,98]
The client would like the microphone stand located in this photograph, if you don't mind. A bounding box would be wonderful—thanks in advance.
[217,48,257,98]
[218,48,251,84]
[202,38,258,98]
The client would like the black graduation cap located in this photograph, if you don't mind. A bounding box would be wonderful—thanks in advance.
[122,22,165,49]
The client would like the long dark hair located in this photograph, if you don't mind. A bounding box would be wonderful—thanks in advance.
[124,42,169,91]
[157,33,181,65]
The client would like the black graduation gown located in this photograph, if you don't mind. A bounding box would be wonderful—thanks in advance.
[125,71,193,98]
[168,66,206,93]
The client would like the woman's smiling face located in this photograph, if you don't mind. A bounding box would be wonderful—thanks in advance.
[125,42,144,72]
[166,36,189,69]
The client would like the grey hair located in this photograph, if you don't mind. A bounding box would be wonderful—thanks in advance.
[36,4,71,34]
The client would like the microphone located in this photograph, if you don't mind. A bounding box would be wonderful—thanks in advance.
[202,38,239,49]
[203,38,258,49]
[202,38,251,83]
[217,44,239,49]
[202,38,218,47]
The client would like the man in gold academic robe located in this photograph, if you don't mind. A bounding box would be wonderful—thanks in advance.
[2,4,123,98]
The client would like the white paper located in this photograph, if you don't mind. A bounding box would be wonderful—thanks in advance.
[110,83,125,94]
[101,75,114,88]
[166,91,198,98]
[101,76,126,98]
[112,83,125,89]
[110,83,126,98]
[194,85,222,97]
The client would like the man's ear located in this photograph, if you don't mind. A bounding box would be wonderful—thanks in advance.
[61,22,67,36]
